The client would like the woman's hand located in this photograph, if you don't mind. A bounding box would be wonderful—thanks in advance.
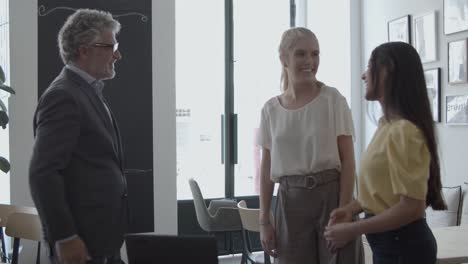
[324,222,357,250]
[326,207,354,252]
[328,207,353,226]
[326,206,354,252]
[260,223,277,257]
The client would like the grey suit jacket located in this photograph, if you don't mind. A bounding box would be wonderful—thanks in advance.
[29,67,128,256]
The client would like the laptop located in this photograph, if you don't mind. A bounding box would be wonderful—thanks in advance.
[125,233,219,264]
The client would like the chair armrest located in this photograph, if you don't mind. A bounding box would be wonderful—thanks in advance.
[212,207,242,228]
[207,199,237,215]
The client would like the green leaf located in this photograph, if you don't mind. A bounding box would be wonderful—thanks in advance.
[0,110,8,129]
[0,156,10,173]
[0,84,15,94]
[0,65,5,85]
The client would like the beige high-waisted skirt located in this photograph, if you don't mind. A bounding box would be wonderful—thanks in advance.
[274,169,364,264]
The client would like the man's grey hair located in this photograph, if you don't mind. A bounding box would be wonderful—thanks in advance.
[58,9,121,64]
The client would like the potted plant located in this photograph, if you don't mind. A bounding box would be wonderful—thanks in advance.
[0,65,15,173]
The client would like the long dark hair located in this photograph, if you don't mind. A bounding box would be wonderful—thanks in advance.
[370,42,446,210]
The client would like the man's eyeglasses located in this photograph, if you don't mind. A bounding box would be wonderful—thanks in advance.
[92,42,119,53]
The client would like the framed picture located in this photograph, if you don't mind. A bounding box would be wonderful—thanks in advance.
[424,68,441,122]
[448,39,468,84]
[444,0,468,35]
[414,12,437,63]
[388,15,411,43]
[446,94,468,125]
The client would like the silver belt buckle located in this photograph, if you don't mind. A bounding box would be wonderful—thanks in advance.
[305,175,318,189]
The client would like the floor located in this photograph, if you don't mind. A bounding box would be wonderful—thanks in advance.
[121,242,269,264]
[218,254,243,264]
[219,252,272,264]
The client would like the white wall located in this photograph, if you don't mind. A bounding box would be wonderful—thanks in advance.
[152,0,177,235]
[9,0,36,210]
[361,0,468,185]
[0,0,11,205]
[351,0,363,161]
[8,0,176,261]
[9,0,39,261]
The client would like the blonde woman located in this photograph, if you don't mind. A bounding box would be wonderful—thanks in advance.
[258,27,363,264]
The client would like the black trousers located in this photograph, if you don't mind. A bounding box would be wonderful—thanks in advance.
[49,255,124,264]
[49,244,124,264]
[365,214,437,264]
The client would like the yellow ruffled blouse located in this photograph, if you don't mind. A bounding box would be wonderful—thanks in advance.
[358,118,430,214]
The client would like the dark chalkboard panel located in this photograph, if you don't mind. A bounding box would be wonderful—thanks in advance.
[37,0,154,233]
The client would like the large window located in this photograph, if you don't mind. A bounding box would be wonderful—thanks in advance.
[176,1,292,200]
[175,0,352,200]
[232,1,290,196]
[307,0,351,102]
[175,0,225,200]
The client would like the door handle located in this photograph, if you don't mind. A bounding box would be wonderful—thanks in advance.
[233,113,237,164]
[221,114,225,164]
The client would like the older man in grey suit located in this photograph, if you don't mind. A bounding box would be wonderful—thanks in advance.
[29,9,128,264]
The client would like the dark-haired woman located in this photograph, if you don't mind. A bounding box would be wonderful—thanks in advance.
[324,41,447,264]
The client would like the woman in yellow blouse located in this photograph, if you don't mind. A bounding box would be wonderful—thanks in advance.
[324,42,447,264]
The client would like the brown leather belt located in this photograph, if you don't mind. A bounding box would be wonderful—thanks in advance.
[279,169,340,189]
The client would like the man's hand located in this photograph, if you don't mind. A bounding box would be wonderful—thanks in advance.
[55,237,90,264]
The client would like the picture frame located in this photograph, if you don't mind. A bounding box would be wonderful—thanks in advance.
[446,94,468,125]
[424,68,441,122]
[448,39,468,84]
[388,15,411,43]
[444,0,468,35]
[414,11,437,63]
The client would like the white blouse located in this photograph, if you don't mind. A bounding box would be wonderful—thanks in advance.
[257,84,355,182]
